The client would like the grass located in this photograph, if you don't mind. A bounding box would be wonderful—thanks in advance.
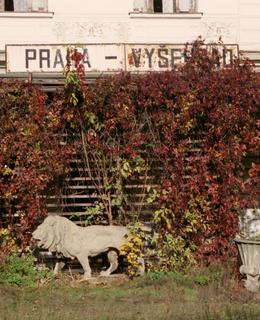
[1,265,260,320]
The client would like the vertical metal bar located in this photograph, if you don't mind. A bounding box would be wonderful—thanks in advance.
[28,72,32,83]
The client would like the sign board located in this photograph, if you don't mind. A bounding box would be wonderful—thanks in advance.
[6,44,125,73]
[126,44,238,71]
[6,43,238,73]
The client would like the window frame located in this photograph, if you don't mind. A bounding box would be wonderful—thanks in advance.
[175,0,197,14]
[0,0,49,13]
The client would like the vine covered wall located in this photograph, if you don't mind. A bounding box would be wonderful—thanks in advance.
[0,41,259,268]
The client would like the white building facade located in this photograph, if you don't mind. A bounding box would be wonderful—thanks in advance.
[0,0,260,78]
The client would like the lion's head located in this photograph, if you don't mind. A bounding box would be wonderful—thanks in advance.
[32,215,74,258]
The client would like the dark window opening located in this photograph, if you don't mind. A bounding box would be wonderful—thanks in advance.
[5,0,14,11]
[153,0,163,13]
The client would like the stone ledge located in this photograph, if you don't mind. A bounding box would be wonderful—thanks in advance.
[79,274,129,286]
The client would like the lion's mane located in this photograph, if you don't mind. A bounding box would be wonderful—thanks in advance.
[32,215,78,258]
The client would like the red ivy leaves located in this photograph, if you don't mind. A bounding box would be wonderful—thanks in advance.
[67,41,259,264]
[0,82,68,246]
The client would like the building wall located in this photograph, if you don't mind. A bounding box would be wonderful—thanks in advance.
[0,0,259,51]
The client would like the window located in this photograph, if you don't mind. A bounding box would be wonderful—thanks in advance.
[133,0,197,14]
[0,0,48,12]
[154,0,163,13]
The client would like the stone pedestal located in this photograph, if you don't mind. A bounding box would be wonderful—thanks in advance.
[235,238,260,292]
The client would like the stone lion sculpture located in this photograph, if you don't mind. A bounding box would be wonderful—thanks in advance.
[32,215,143,279]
